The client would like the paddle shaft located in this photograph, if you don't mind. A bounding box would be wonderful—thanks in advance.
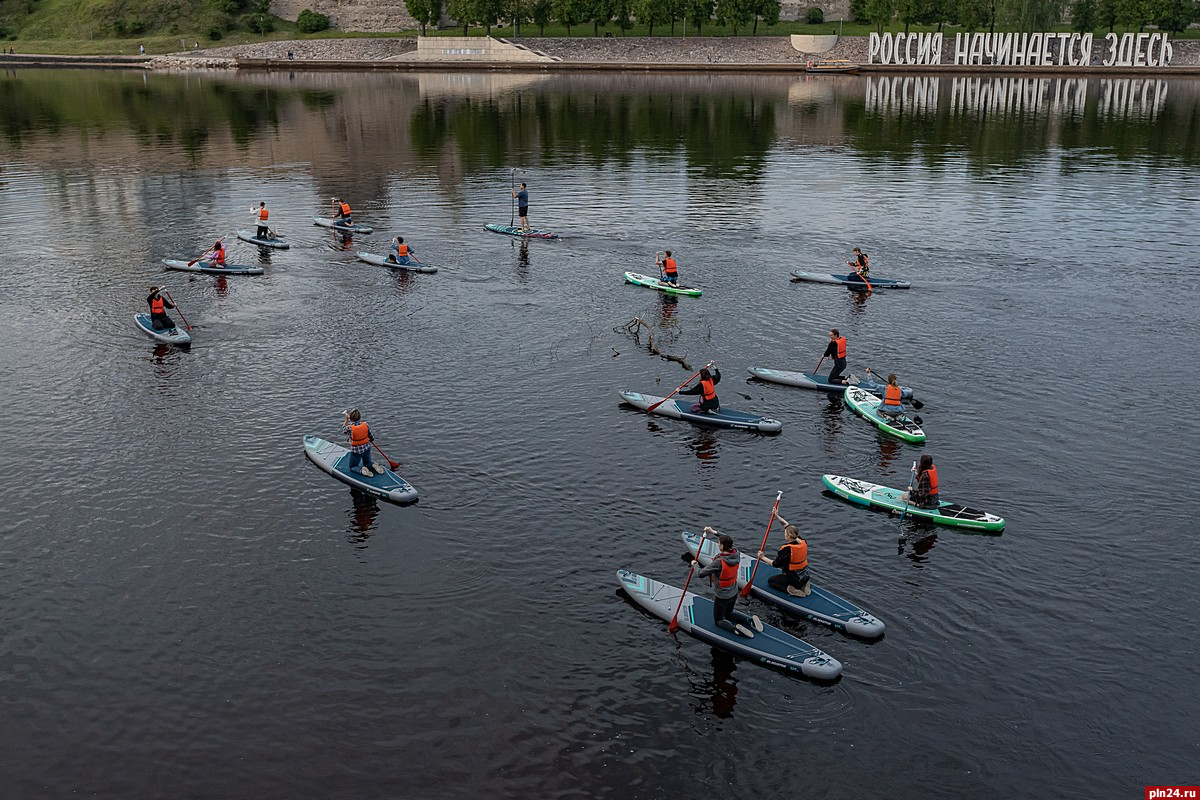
[898,461,918,522]
[372,441,400,470]
[814,354,825,373]
[189,235,226,267]
[161,290,191,331]
[646,361,714,413]
[850,258,873,292]
[741,491,783,596]
[510,169,516,227]
[669,531,707,632]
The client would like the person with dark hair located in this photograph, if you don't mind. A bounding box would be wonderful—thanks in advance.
[512,182,529,230]
[679,365,721,414]
[146,286,176,331]
[694,527,763,638]
[389,236,415,264]
[847,247,869,283]
[253,202,270,239]
[333,198,353,226]
[823,328,848,384]
[198,239,227,268]
[903,454,940,509]
[877,373,905,418]
[760,516,810,597]
[341,409,384,478]
[657,250,679,286]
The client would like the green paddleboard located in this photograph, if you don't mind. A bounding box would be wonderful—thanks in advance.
[822,474,1005,533]
[623,271,702,297]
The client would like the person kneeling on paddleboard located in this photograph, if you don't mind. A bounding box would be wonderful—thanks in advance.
[334,198,353,226]
[877,374,906,418]
[847,247,869,284]
[341,409,385,478]
[902,455,940,509]
[760,517,811,597]
[657,250,679,286]
[389,236,414,265]
[147,286,176,331]
[680,366,720,414]
[694,528,763,638]
[824,329,849,384]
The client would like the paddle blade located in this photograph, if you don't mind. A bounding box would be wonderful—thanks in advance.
[911,398,925,410]
[738,582,753,597]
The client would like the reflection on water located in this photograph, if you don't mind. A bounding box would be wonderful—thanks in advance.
[689,648,740,720]
[346,489,381,544]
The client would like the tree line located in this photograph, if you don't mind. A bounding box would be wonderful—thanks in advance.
[403,0,783,35]
[851,0,1198,34]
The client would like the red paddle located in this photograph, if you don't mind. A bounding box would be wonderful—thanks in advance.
[849,259,873,292]
[741,491,783,596]
[188,235,225,267]
[371,441,400,470]
[814,355,825,373]
[161,289,191,331]
[670,529,710,633]
[647,360,714,413]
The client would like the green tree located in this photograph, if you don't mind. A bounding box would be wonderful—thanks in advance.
[508,0,529,33]
[864,0,895,32]
[476,0,507,32]
[1113,0,1149,27]
[588,0,614,33]
[687,0,714,31]
[532,0,554,32]
[751,0,780,32]
[715,0,754,32]
[1147,0,1196,31]
[447,0,474,32]
[996,0,1063,30]
[638,0,671,33]
[613,0,636,31]
[1069,0,1096,29]
[850,0,868,19]
[296,8,330,32]
[553,0,587,32]
[406,0,441,34]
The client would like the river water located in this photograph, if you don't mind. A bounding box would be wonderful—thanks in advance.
[1,68,1197,799]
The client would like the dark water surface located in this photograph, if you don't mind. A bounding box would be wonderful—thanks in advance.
[1,68,1198,799]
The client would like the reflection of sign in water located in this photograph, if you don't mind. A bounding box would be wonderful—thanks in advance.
[868,32,1173,68]
[865,76,1169,119]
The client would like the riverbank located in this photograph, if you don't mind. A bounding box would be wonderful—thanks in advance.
[4,36,1200,72]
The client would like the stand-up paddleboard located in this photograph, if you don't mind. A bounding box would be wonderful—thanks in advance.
[822,474,1005,533]
[845,386,925,443]
[313,216,374,234]
[484,223,558,240]
[162,258,264,276]
[236,230,290,249]
[356,252,439,274]
[748,367,913,398]
[623,272,702,297]
[133,313,191,345]
[683,531,884,639]
[618,390,782,434]
[616,570,842,680]
[303,435,418,504]
[791,271,911,290]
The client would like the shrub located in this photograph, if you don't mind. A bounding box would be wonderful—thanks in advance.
[805,5,824,22]
[128,18,146,34]
[297,8,330,32]
[208,26,224,39]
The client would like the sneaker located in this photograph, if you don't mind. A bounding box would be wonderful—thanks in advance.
[371,463,385,474]
[786,585,806,597]
[750,615,764,633]
[359,467,372,477]
[847,373,859,384]
[734,624,754,638]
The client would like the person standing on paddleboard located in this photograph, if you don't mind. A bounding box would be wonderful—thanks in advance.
[512,182,529,230]
[679,365,721,414]
[254,202,270,239]
[759,517,811,597]
[902,455,940,509]
[341,409,385,477]
[146,286,177,331]
[824,329,849,384]
[694,529,763,638]
[389,236,415,265]
[847,247,869,284]
[657,250,680,286]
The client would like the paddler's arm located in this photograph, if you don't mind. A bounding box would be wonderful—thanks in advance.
[692,526,719,571]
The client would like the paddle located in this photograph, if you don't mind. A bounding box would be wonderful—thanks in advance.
[670,529,709,633]
[898,461,918,522]
[814,355,825,374]
[741,490,783,597]
[647,360,714,413]
[655,251,665,282]
[849,258,873,292]
[161,289,191,331]
[510,169,516,227]
[188,235,225,267]
[371,442,400,470]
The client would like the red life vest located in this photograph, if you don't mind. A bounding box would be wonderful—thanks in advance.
[349,422,370,447]
[834,336,846,359]
[700,377,717,402]
[782,540,808,571]
[340,202,352,216]
[150,295,164,314]
[924,465,939,497]
[663,257,677,275]
[718,554,739,588]
[884,384,903,405]
[212,245,226,264]
[258,208,269,221]
[396,243,409,257]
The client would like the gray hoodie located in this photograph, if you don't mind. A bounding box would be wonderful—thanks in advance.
[696,548,742,600]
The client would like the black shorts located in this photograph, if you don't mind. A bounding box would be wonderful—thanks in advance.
[518,206,528,216]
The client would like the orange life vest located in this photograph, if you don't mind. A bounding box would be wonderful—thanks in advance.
[924,465,939,497]
[700,377,717,402]
[718,554,739,588]
[858,253,869,272]
[396,243,409,257]
[150,295,164,314]
[258,208,269,221]
[782,540,808,571]
[884,384,903,405]
[212,245,226,264]
[340,202,351,216]
[663,257,677,275]
[834,336,846,359]
[349,422,370,447]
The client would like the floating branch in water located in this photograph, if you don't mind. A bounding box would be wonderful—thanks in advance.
[615,315,693,372]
